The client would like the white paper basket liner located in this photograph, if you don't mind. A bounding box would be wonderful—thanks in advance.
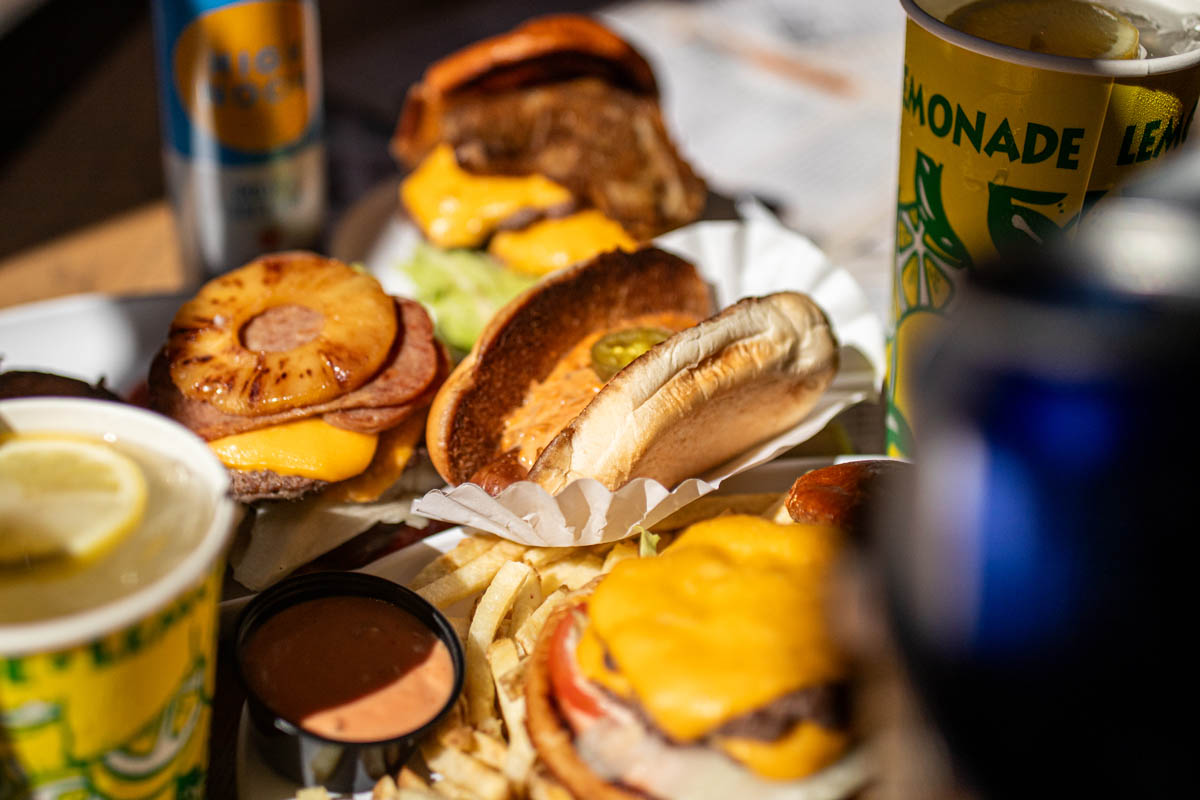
[412,217,885,546]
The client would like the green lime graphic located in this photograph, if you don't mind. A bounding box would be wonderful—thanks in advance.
[175,766,205,800]
[895,151,972,317]
[4,657,209,800]
[987,183,1069,258]
[890,150,971,457]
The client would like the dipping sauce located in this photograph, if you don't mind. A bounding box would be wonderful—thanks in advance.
[241,595,456,742]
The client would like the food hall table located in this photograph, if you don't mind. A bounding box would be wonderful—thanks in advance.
[0,2,973,798]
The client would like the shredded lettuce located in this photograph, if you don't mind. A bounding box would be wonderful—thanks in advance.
[398,243,538,353]
[635,525,661,557]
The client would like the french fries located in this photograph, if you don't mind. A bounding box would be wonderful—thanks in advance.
[487,638,537,789]
[422,737,510,800]
[527,771,575,800]
[514,587,570,657]
[370,776,445,800]
[508,571,543,636]
[470,730,510,771]
[466,560,534,728]
[601,539,638,572]
[417,540,527,609]
[412,535,501,589]
[536,552,604,595]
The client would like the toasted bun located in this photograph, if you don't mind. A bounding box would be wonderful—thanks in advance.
[426,247,714,486]
[786,460,911,536]
[393,15,658,166]
[525,604,646,800]
[530,292,838,494]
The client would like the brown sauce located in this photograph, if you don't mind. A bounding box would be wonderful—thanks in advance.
[241,595,455,742]
[499,311,700,470]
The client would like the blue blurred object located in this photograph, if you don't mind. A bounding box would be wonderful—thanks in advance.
[882,161,1200,797]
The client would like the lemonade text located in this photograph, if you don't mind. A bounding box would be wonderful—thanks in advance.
[904,67,1085,169]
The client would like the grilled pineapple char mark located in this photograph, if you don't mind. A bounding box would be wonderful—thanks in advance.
[167,253,398,417]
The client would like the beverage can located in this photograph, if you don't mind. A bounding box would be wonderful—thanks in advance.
[882,187,1200,795]
[152,0,326,279]
[886,0,1200,457]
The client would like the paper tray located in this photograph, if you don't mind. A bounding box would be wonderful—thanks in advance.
[412,218,886,546]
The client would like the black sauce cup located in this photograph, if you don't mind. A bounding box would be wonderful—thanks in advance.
[234,571,465,793]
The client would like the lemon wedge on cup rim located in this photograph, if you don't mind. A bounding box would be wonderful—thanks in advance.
[0,435,148,565]
[945,0,1141,60]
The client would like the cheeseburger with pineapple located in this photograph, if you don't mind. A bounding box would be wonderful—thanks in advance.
[149,252,446,503]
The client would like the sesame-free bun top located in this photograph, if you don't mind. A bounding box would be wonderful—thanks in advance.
[393,15,658,166]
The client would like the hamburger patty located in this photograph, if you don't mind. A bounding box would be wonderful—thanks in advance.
[597,647,849,743]
[442,78,706,240]
[230,469,328,503]
[711,684,849,742]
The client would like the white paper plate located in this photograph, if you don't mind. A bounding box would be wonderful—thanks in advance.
[0,292,186,394]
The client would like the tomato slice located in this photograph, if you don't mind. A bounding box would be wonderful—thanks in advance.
[548,606,605,721]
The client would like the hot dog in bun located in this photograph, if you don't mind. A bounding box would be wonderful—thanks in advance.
[425,245,839,494]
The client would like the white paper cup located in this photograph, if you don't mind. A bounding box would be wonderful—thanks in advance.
[0,398,237,799]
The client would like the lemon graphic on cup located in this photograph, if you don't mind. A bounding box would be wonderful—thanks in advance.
[887,310,949,457]
[946,0,1141,59]
[890,150,971,457]
[0,435,147,566]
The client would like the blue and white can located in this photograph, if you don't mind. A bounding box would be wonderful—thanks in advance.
[152,0,325,278]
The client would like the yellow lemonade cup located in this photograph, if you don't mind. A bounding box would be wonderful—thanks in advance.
[888,0,1200,457]
[0,398,237,799]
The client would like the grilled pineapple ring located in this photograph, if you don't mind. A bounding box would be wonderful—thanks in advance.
[167,253,398,416]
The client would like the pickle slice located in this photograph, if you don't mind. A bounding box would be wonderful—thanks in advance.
[591,327,673,381]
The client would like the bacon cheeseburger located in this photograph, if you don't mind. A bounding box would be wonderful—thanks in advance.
[150,252,446,503]
[525,514,870,800]
[426,245,839,494]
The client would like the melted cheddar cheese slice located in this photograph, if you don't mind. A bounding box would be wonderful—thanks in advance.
[716,722,849,780]
[324,413,425,503]
[209,418,378,482]
[582,516,846,743]
[575,623,634,699]
[488,211,637,276]
[401,143,573,249]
